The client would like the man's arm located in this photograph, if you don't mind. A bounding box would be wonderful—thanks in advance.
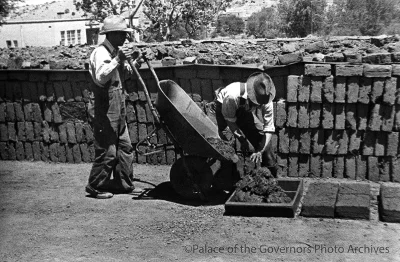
[90,47,121,86]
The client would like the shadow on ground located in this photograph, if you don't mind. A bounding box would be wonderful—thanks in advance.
[130,180,231,206]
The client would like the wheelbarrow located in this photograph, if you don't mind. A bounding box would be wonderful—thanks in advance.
[126,57,239,200]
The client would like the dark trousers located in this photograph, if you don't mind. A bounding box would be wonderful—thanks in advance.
[87,88,135,193]
[214,102,277,175]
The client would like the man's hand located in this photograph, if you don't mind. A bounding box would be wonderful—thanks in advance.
[238,136,250,153]
[250,152,262,164]
[117,46,140,62]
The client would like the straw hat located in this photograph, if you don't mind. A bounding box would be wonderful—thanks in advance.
[99,15,134,35]
[246,72,276,105]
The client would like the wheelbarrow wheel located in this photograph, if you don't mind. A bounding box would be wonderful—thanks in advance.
[170,156,213,200]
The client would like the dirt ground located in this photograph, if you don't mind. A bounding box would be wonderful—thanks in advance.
[0,161,399,262]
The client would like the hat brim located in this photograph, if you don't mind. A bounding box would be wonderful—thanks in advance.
[99,28,134,35]
[246,72,276,105]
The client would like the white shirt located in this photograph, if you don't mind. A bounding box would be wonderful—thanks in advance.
[216,82,275,133]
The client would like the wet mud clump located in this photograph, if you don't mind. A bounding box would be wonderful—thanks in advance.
[206,137,237,162]
[233,167,291,203]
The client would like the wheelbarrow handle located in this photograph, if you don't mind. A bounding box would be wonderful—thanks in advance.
[126,58,160,125]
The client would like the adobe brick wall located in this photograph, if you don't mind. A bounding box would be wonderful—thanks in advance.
[0,62,399,183]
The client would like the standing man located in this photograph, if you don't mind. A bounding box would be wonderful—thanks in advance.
[213,72,278,177]
[85,15,142,199]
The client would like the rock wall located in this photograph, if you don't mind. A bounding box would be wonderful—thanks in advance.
[0,63,399,183]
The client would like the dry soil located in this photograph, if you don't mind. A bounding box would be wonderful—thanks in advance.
[0,161,399,262]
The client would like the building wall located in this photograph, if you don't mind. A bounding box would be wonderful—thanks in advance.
[0,18,139,48]
[0,63,399,183]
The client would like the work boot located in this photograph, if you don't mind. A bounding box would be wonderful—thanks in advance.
[85,185,114,199]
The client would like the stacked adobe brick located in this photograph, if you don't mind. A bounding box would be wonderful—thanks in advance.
[0,71,95,163]
[272,63,400,183]
[0,62,400,183]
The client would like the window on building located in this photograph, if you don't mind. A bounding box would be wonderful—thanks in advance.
[6,40,12,48]
[61,31,66,45]
[66,30,76,45]
[77,30,81,44]
[13,40,18,47]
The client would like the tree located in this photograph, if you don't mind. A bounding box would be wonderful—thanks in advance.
[0,0,24,24]
[246,7,281,38]
[74,0,135,21]
[214,14,244,37]
[277,0,327,37]
[143,0,232,41]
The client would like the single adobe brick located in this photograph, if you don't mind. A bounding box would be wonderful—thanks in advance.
[363,64,392,78]
[40,142,49,162]
[32,141,40,161]
[138,123,147,142]
[368,156,379,181]
[368,104,382,131]
[299,131,311,154]
[310,76,323,103]
[346,77,359,103]
[324,130,338,155]
[58,144,67,163]
[75,123,84,143]
[345,155,356,179]
[358,77,372,104]
[357,104,369,130]
[80,144,91,163]
[335,104,346,130]
[309,103,321,128]
[6,102,15,122]
[362,131,376,156]
[345,104,357,130]
[51,103,62,123]
[379,157,391,182]
[14,103,24,122]
[298,103,309,128]
[289,128,299,153]
[322,103,334,129]
[33,122,41,141]
[301,182,339,218]
[0,124,8,142]
[375,133,387,156]
[348,130,363,154]
[335,76,346,103]
[380,183,400,222]
[387,132,399,156]
[333,157,345,179]
[277,153,288,177]
[335,181,370,220]
[72,144,82,163]
[322,76,334,103]
[8,122,17,141]
[136,102,147,123]
[383,77,397,105]
[298,75,310,102]
[66,122,77,144]
[288,154,298,177]
[0,103,6,122]
[128,122,138,144]
[337,130,348,155]
[356,155,368,180]
[298,154,310,177]
[65,144,74,163]
[58,123,68,144]
[362,53,392,64]
[312,129,325,154]
[49,143,59,162]
[31,103,42,122]
[305,64,331,76]
[287,104,298,127]
[335,64,363,76]
[322,155,334,178]
[287,75,299,102]
[278,128,289,154]
[371,77,385,103]
[17,122,26,141]
[381,104,395,132]
[275,100,287,128]
[310,155,321,178]
[16,141,24,160]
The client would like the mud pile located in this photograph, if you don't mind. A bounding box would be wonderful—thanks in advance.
[233,167,291,203]
[206,137,237,162]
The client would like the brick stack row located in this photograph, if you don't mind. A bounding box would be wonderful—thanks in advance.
[268,64,400,182]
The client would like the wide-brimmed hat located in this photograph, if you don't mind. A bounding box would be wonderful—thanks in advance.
[246,72,276,105]
[99,15,134,35]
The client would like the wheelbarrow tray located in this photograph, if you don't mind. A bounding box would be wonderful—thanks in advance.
[155,80,230,161]
[224,179,303,217]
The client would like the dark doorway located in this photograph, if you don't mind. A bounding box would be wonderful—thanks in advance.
[86,28,99,45]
